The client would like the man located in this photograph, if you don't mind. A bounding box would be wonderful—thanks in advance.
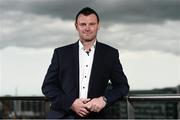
[42,7,129,119]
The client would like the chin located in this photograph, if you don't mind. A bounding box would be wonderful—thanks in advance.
[84,39,94,42]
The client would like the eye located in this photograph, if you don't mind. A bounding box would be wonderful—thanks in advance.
[90,23,96,26]
[79,23,86,26]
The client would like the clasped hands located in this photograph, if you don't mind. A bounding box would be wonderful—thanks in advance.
[71,96,106,117]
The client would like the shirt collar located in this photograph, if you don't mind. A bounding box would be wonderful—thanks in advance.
[79,40,96,51]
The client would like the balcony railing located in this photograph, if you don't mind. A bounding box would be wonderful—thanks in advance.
[0,96,49,119]
[0,94,180,119]
[127,94,180,119]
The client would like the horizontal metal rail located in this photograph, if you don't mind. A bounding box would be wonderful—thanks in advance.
[0,96,48,101]
[128,94,180,101]
[0,94,180,119]
[1,94,180,101]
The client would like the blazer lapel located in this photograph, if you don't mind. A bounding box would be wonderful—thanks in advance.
[73,41,79,97]
[88,42,104,97]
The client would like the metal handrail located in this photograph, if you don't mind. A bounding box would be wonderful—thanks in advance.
[0,96,48,100]
[1,94,180,101]
[0,94,180,119]
[128,94,180,101]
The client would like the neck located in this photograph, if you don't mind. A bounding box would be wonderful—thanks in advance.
[81,39,96,50]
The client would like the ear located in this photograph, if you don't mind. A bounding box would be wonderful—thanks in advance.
[75,22,78,30]
[98,22,100,30]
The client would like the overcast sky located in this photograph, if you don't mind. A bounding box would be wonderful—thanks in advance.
[0,0,179,96]
[1,0,180,55]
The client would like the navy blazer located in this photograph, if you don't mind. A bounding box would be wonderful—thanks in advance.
[42,41,129,118]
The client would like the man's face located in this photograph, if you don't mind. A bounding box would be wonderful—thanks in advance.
[75,14,99,42]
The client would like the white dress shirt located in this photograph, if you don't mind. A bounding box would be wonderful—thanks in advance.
[79,40,96,98]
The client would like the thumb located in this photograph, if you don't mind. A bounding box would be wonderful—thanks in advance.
[82,98,91,103]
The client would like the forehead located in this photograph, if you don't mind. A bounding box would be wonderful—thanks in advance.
[77,14,98,23]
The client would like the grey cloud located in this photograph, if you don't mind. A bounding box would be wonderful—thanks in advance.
[0,0,180,55]
[98,23,180,56]
[1,0,180,24]
[0,11,77,49]
[0,0,93,21]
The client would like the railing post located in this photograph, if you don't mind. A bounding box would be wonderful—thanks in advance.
[178,102,180,119]
[177,85,180,118]
[127,96,135,119]
[44,100,50,117]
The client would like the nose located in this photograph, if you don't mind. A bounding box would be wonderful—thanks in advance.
[85,25,90,31]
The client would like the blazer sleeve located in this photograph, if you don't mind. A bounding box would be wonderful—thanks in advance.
[104,49,129,106]
[41,49,75,112]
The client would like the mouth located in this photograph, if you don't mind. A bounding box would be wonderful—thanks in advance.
[84,33,91,36]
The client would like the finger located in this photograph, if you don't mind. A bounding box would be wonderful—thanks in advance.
[79,111,87,117]
[90,103,96,111]
[77,110,86,117]
[86,98,91,102]
[97,108,101,112]
[91,105,99,112]
[79,109,89,117]
[80,98,90,101]
[95,107,100,112]
[85,103,91,110]
[78,112,85,117]
[81,107,90,114]
[90,106,95,112]
[82,98,91,104]
[94,106,99,110]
